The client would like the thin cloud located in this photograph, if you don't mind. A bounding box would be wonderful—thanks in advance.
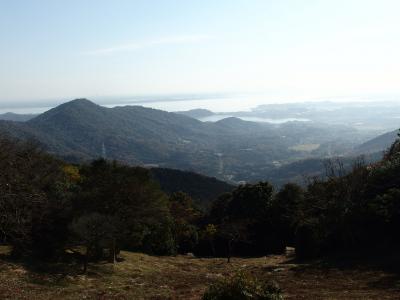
[83,34,212,55]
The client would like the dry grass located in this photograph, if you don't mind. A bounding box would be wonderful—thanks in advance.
[0,246,399,299]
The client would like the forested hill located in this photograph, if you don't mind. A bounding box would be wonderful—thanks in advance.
[150,168,235,208]
[175,108,214,118]
[0,98,218,164]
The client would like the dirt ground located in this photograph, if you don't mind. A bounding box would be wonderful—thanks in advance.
[0,246,399,299]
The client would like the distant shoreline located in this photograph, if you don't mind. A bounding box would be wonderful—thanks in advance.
[0,94,399,115]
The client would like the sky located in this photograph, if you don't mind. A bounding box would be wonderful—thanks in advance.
[1,0,400,106]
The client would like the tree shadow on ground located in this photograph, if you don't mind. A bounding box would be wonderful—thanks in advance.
[284,250,400,273]
[278,249,400,293]
[0,247,117,287]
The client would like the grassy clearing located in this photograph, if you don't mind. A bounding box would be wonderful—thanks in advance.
[289,144,320,152]
[0,246,399,299]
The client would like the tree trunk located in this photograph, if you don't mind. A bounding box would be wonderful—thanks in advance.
[109,238,116,264]
[209,239,216,257]
[227,240,232,263]
[83,246,88,273]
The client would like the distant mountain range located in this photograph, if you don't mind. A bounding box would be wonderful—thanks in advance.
[0,99,395,184]
[179,101,400,132]
[0,112,38,122]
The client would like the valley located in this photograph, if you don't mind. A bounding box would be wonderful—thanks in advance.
[0,99,396,186]
[3,2,400,298]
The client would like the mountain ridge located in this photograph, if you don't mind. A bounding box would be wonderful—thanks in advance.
[355,129,398,154]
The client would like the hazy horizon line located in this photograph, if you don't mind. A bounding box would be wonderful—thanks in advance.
[1,92,400,115]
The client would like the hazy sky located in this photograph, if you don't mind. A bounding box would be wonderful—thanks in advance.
[1,0,400,104]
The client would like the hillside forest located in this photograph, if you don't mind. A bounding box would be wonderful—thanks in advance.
[1,131,399,264]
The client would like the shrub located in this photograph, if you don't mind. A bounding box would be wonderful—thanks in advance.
[295,220,324,259]
[202,272,283,300]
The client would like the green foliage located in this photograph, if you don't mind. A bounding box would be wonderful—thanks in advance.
[169,192,201,253]
[70,213,116,259]
[2,129,400,264]
[295,220,325,259]
[273,183,304,246]
[0,137,74,258]
[202,272,283,300]
[141,220,176,255]
[205,182,286,257]
[74,159,175,256]
[228,182,274,219]
[292,135,400,258]
[370,188,400,224]
[0,138,178,261]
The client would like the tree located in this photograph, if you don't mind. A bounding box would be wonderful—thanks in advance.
[73,159,175,258]
[206,182,281,258]
[217,220,247,263]
[273,183,304,246]
[169,192,201,253]
[70,213,116,272]
[202,224,217,256]
[0,136,73,259]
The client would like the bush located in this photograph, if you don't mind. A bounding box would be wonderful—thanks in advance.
[202,272,283,300]
[295,220,324,259]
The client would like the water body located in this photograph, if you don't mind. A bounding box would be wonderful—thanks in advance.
[107,95,265,112]
[1,94,393,115]
[0,96,253,114]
